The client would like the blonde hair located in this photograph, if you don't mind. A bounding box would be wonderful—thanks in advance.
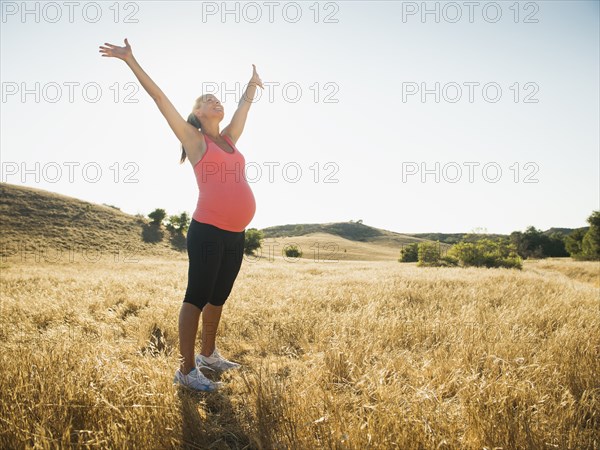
[180,94,213,164]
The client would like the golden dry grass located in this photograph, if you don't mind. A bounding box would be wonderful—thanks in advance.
[0,254,598,449]
[525,258,600,288]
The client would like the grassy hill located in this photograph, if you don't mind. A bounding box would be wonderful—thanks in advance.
[259,222,437,261]
[2,183,446,262]
[0,183,181,260]
[261,221,426,245]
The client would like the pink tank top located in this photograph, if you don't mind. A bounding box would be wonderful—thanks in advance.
[191,134,256,232]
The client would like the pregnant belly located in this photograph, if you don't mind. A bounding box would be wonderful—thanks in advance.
[193,180,256,232]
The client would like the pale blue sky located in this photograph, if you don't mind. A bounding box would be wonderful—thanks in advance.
[1,1,598,234]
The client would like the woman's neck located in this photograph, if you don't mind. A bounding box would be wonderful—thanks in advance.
[202,125,221,140]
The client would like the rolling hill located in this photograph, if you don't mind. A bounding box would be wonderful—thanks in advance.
[0,183,179,261]
[1,183,438,262]
[2,182,581,262]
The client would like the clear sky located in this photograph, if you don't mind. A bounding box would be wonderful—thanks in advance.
[1,0,598,234]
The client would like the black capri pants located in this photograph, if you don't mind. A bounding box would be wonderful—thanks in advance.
[183,218,246,310]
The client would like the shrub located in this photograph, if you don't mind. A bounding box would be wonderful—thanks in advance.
[165,213,190,234]
[438,254,459,267]
[417,241,441,267]
[446,238,523,269]
[148,208,167,226]
[244,228,263,256]
[284,245,302,258]
[399,243,418,262]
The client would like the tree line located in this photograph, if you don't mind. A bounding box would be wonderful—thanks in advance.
[146,208,599,267]
[399,210,600,269]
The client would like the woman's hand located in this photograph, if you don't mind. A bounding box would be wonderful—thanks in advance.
[99,38,133,62]
[250,64,264,89]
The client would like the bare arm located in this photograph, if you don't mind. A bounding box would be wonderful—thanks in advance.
[222,64,264,145]
[99,38,201,154]
[124,53,164,102]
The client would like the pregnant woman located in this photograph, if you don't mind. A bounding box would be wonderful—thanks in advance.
[99,38,262,391]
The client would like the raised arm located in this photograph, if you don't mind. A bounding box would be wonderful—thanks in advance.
[99,38,202,156]
[222,64,264,145]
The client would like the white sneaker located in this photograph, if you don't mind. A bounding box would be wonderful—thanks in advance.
[196,348,241,372]
[173,367,222,392]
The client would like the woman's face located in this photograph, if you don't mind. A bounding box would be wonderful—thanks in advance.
[196,95,224,122]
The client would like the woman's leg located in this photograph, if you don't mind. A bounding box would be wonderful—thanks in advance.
[179,220,224,374]
[199,230,245,358]
[179,302,202,374]
[200,303,223,357]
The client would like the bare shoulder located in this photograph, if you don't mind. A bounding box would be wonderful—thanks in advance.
[221,126,240,146]
[182,129,207,167]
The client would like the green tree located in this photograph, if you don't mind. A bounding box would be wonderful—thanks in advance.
[244,228,263,256]
[417,241,441,266]
[446,238,522,269]
[565,228,586,256]
[178,212,191,234]
[509,226,567,259]
[581,210,600,260]
[509,231,526,258]
[165,215,180,233]
[522,226,545,259]
[399,243,418,262]
[546,232,569,257]
[148,208,167,226]
[165,212,190,234]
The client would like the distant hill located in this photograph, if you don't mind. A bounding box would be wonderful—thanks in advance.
[0,183,180,260]
[260,222,429,247]
[544,227,588,236]
[258,222,439,261]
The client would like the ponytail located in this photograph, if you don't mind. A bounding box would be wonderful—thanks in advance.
[180,113,202,164]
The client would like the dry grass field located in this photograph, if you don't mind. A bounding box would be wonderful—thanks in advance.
[0,252,598,449]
